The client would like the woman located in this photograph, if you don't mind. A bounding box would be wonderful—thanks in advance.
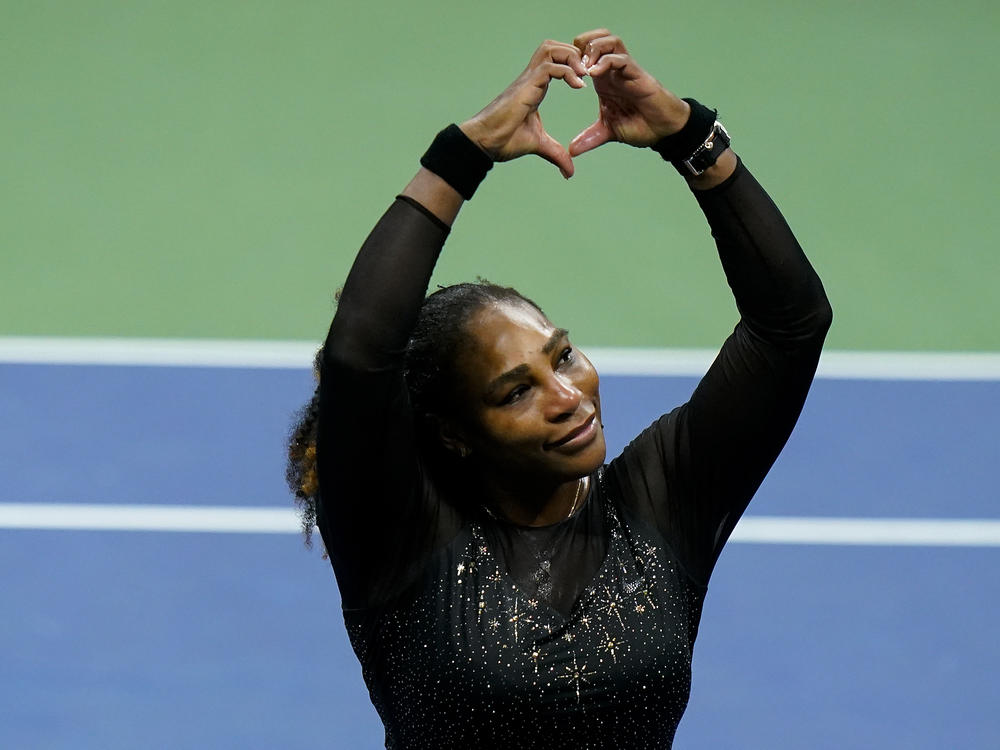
[288,29,831,749]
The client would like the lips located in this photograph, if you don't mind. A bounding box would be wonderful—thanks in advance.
[544,413,597,450]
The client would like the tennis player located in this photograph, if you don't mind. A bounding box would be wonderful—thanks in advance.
[288,29,831,748]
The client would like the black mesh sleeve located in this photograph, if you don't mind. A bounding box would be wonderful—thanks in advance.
[608,158,833,585]
[316,196,460,609]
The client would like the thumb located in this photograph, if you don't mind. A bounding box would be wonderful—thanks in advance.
[569,119,614,157]
[534,130,575,179]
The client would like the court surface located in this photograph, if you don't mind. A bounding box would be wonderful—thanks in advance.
[5,2,999,747]
[2,351,998,749]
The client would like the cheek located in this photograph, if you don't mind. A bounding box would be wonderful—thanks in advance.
[578,360,601,401]
[578,362,603,423]
[464,411,539,456]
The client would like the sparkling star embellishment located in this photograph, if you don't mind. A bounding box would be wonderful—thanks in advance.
[597,585,626,628]
[640,584,658,610]
[530,648,542,674]
[507,598,534,642]
[557,653,596,702]
[600,628,626,663]
[457,563,465,575]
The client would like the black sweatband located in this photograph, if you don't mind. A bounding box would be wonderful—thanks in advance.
[650,98,718,162]
[419,124,493,200]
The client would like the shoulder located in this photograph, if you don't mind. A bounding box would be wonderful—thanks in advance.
[607,406,687,478]
[604,405,691,508]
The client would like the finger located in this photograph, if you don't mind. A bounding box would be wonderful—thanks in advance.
[568,120,614,157]
[572,28,612,54]
[535,61,587,90]
[583,35,627,71]
[578,32,627,69]
[545,42,588,78]
[532,40,587,77]
[534,131,575,179]
[586,52,634,79]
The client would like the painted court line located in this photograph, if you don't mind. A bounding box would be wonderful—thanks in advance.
[1,504,999,546]
[0,504,300,533]
[732,517,1000,547]
[1,336,1000,380]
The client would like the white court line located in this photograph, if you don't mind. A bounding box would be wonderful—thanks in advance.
[731,517,1000,547]
[1,336,999,380]
[0,504,301,533]
[0,337,316,369]
[1,504,999,546]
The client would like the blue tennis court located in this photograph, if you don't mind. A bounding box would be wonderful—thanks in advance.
[2,357,998,748]
[5,2,999,746]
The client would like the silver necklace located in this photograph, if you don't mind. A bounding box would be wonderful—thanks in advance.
[482,476,590,523]
[566,476,588,519]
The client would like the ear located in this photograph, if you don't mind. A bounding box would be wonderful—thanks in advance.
[431,414,471,458]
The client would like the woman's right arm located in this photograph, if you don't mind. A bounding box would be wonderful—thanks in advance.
[316,41,588,608]
[317,174,460,607]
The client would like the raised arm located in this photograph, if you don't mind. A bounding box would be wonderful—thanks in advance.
[315,41,589,607]
[672,157,832,579]
[316,172,458,607]
[570,30,832,582]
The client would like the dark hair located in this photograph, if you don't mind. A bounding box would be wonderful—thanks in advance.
[286,280,544,547]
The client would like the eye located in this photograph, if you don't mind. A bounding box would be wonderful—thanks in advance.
[557,346,574,366]
[500,384,529,405]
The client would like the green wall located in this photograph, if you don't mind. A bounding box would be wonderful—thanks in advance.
[4,1,997,350]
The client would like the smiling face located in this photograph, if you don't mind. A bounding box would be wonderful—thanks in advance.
[447,299,606,487]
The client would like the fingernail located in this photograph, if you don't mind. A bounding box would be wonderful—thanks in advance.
[582,55,589,67]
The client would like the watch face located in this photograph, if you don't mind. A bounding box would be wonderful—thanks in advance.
[714,121,731,147]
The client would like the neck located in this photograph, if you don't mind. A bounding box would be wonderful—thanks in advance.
[482,473,588,527]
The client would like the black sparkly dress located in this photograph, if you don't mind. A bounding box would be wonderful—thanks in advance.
[316,158,832,748]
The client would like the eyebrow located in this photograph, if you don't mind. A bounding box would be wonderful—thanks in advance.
[485,364,530,398]
[484,329,570,397]
[542,328,570,355]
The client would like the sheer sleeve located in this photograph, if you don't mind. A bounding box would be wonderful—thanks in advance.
[316,196,461,609]
[608,158,833,585]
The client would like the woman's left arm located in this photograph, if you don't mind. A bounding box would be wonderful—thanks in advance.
[572,30,832,577]
[680,157,833,562]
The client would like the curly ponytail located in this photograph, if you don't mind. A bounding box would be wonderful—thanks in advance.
[285,351,322,547]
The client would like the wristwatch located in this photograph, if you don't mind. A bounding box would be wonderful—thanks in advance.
[674,121,731,177]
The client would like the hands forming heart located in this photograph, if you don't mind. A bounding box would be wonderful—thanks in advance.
[459,30,693,179]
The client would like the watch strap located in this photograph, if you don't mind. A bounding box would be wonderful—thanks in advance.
[673,121,731,177]
[650,98,717,162]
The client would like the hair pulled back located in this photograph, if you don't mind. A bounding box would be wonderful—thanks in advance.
[286,280,544,546]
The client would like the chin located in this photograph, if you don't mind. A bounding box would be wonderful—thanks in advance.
[577,435,607,475]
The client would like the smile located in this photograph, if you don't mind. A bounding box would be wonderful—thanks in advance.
[544,413,598,451]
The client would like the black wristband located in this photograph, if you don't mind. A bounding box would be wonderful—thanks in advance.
[649,98,717,162]
[419,124,493,200]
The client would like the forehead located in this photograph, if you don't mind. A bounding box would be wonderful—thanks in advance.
[463,300,558,367]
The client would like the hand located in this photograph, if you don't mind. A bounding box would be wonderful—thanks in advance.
[460,41,588,179]
[568,30,691,157]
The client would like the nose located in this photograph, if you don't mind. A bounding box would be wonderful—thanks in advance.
[546,373,583,422]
